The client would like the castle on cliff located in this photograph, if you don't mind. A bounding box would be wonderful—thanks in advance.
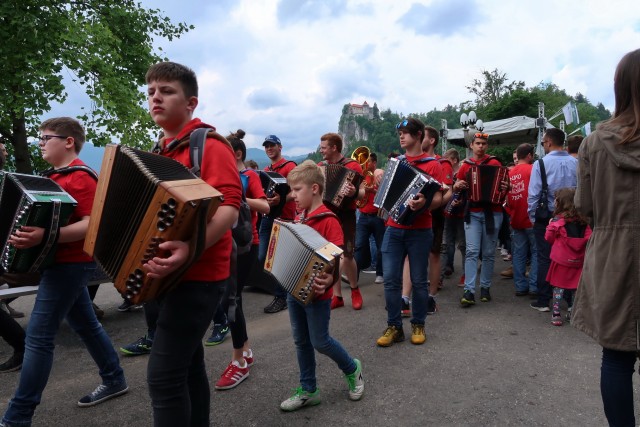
[346,101,374,119]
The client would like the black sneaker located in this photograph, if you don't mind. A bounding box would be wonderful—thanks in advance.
[120,335,153,356]
[480,287,491,302]
[460,290,475,307]
[426,296,438,315]
[530,301,551,312]
[0,352,23,373]
[401,299,411,317]
[264,297,287,314]
[117,299,143,312]
[77,382,129,407]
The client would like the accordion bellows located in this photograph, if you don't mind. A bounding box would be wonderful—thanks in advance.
[321,164,363,210]
[84,144,223,304]
[258,171,289,219]
[264,220,343,305]
[0,172,77,273]
[467,164,508,205]
[374,158,441,226]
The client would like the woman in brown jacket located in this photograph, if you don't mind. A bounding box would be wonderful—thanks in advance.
[572,48,640,427]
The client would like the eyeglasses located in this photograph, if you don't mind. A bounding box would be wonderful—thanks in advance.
[474,132,489,139]
[38,135,68,143]
[396,119,409,129]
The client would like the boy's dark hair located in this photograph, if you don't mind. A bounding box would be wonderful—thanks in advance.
[369,152,377,163]
[321,132,343,153]
[146,62,198,98]
[227,129,246,161]
[388,152,399,159]
[545,128,565,147]
[553,187,587,225]
[397,117,425,142]
[39,117,86,153]
[424,126,439,146]
[566,135,583,154]
[516,143,534,160]
[245,159,259,169]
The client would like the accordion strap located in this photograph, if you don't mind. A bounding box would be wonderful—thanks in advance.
[40,165,98,181]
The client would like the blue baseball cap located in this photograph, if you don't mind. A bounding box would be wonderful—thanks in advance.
[262,135,282,146]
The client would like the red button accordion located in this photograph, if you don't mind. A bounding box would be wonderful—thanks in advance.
[467,164,508,205]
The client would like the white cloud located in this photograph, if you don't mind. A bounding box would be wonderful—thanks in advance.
[46,0,640,155]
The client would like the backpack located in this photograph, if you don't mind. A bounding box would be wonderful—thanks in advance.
[189,128,253,255]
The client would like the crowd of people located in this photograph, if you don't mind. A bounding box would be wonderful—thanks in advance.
[1,48,639,426]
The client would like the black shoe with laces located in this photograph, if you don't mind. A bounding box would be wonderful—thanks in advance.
[426,296,438,315]
[0,352,23,373]
[480,287,492,302]
[460,290,475,307]
[264,297,287,314]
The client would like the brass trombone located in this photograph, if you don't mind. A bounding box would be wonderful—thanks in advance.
[351,146,373,208]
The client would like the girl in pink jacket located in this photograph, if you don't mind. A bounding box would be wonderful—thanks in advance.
[545,188,592,326]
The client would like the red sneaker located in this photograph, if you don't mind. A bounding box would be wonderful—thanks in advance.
[243,349,254,367]
[330,296,344,310]
[215,360,249,390]
[351,288,363,310]
[457,275,466,287]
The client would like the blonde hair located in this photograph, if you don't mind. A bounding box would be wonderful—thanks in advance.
[287,160,324,193]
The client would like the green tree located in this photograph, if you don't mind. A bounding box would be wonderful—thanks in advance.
[0,0,192,173]
[466,68,525,109]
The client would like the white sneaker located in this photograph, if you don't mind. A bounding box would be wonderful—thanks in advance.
[345,359,364,401]
[375,276,384,284]
[280,387,320,411]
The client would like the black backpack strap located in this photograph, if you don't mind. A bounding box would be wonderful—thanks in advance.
[537,158,548,191]
[41,165,99,181]
[269,160,296,172]
[188,128,211,178]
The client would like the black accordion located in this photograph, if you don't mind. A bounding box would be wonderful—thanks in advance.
[0,172,77,273]
[467,165,508,205]
[374,157,441,226]
[321,163,363,211]
[84,144,224,304]
[258,171,290,219]
[264,220,343,305]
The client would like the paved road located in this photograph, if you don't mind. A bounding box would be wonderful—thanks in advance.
[0,256,634,426]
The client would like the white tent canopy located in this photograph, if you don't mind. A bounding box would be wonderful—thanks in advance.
[447,116,554,147]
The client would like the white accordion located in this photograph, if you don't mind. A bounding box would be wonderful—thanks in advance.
[264,220,343,305]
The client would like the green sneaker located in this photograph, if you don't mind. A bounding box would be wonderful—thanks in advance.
[280,386,320,412]
[345,359,364,401]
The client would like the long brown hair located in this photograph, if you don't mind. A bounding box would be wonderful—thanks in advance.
[553,188,587,225]
[601,49,640,144]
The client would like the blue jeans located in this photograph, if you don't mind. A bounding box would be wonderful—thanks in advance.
[3,262,124,427]
[354,213,385,277]
[286,295,356,392]
[534,222,552,305]
[382,227,433,327]
[511,228,538,293]
[258,216,286,298]
[601,347,637,427]
[463,211,503,293]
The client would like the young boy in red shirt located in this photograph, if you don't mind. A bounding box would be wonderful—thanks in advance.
[142,62,242,426]
[279,160,364,411]
[2,117,127,427]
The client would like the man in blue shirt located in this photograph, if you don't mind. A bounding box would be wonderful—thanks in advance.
[527,128,577,311]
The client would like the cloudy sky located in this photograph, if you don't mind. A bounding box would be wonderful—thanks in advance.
[51,0,640,156]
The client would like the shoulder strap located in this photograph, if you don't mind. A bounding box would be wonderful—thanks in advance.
[338,157,358,166]
[299,211,338,224]
[398,154,436,165]
[480,155,498,165]
[188,128,209,177]
[41,165,99,181]
[537,158,548,190]
[269,160,296,172]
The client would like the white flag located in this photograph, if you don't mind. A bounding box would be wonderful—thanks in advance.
[562,102,574,125]
[581,122,591,136]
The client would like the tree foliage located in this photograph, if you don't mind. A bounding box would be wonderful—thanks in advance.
[0,0,192,173]
[330,69,612,166]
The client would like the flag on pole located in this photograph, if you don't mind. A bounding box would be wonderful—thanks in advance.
[580,122,591,137]
[562,101,580,125]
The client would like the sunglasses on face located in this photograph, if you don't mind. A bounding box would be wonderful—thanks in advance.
[474,132,489,139]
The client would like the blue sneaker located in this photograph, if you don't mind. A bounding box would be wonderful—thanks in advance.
[120,335,153,356]
[77,382,129,407]
[205,323,229,346]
